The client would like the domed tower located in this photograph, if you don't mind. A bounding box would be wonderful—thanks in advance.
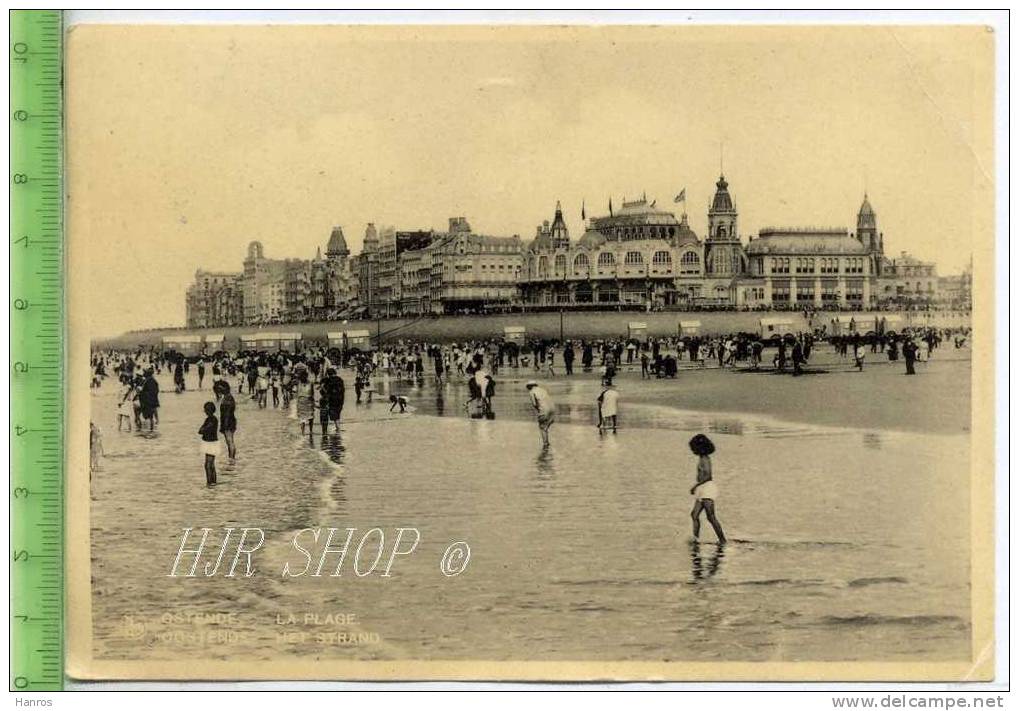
[856,194,882,251]
[549,200,570,250]
[707,174,738,242]
[704,175,745,278]
[856,194,884,276]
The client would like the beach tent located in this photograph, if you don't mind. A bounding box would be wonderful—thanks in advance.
[162,334,203,357]
[345,330,372,349]
[327,331,346,348]
[239,333,261,351]
[758,317,797,338]
[879,314,904,335]
[255,332,281,350]
[204,334,225,353]
[678,320,702,337]
[503,326,526,344]
[627,322,647,340]
[278,332,302,351]
[829,316,859,337]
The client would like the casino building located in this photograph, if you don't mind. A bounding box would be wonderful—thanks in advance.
[519,176,749,308]
[735,195,889,310]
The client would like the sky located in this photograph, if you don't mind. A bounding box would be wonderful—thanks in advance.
[66,24,994,336]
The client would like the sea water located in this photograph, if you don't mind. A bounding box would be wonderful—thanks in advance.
[89,368,970,662]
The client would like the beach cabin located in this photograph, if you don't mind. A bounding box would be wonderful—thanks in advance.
[204,334,225,354]
[327,331,345,348]
[162,334,203,357]
[678,320,702,337]
[503,326,526,345]
[829,316,861,337]
[344,329,372,350]
[239,334,260,352]
[758,316,797,339]
[278,332,302,352]
[879,314,905,335]
[627,322,648,341]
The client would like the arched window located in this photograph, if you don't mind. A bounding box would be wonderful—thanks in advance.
[625,251,643,266]
[597,252,615,268]
[573,253,589,271]
[652,250,672,265]
[681,251,700,272]
[538,256,549,277]
[554,254,567,273]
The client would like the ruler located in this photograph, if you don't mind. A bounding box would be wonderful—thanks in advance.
[9,10,64,692]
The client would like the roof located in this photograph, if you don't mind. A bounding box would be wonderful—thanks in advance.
[327,226,349,255]
[746,228,868,256]
[577,228,607,249]
[673,214,699,246]
[710,175,734,213]
[858,194,875,217]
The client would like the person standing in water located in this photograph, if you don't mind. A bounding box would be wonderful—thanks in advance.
[526,380,555,447]
[597,382,619,433]
[214,380,238,462]
[688,433,726,543]
[198,401,220,487]
[138,368,160,431]
[295,369,316,436]
[853,339,866,372]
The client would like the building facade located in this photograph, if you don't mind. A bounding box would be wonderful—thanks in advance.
[185,269,243,328]
[519,179,747,309]
[186,176,961,327]
[878,251,939,307]
[740,227,875,309]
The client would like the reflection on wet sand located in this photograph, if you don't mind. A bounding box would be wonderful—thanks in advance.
[89,367,971,663]
[690,540,726,581]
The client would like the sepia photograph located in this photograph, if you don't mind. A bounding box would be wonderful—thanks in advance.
[62,20,997,683]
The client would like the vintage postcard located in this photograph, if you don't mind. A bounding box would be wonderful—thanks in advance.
[65,23,996,681]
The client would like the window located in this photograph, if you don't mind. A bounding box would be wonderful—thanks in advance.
[573,253,589,272]
[652,251,672,266]
[554,254,567,273]
[680,251,700,274]
[538,256,549,277]
[624,251,643,266]
[772,285,791,302]
[597,252,615,268]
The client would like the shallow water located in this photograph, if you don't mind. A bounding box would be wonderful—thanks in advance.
[89,367,970,663]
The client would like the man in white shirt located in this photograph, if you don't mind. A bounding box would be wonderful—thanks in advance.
[526,380,555,446]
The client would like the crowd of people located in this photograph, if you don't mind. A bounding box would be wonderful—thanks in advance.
[89,323,969,518]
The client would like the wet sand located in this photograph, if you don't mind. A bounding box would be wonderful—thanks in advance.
[87,347,972,665]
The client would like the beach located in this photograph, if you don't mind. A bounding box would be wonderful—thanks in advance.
[88,349,973,663]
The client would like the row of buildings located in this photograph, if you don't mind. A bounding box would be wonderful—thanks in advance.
[185,176,972,328]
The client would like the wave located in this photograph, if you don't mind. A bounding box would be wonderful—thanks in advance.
[848,576,909,587]
[816,614,967,628]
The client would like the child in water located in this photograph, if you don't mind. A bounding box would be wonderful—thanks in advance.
[198,401,220,487]
[389,394,409,413]
[597,383,619,433]
[688,434,726,543]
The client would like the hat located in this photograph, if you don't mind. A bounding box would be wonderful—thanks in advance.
[525,380,538,387]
